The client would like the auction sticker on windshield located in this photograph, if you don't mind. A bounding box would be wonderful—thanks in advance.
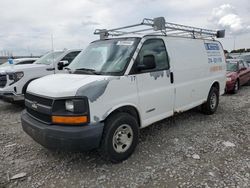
[117,41,134,46]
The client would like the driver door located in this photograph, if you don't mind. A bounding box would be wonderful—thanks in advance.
[132,38,174,127]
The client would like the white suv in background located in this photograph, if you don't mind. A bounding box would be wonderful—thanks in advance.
[0,49,81,101]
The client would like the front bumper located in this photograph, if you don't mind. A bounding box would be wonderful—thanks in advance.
[225,81,235,92]
[21,110,104,151]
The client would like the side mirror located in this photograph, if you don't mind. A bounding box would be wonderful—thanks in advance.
[57,60,69,70]
[137,55,156,71]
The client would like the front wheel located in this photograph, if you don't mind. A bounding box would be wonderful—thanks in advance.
[99,112,139,163]
[202,87,219,115]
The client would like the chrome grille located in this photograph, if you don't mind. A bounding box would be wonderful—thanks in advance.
[25,93,53,106]
[25,93,53,124]
[0,74,7,88]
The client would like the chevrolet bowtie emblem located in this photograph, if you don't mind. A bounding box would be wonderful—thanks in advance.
[31,101,38,109]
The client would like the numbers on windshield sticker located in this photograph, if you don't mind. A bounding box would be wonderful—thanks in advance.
[117,41,134,46]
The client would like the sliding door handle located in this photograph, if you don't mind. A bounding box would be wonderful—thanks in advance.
[170,72,174,84]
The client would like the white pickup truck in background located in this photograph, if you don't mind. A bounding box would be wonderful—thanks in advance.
[0,49,81,101]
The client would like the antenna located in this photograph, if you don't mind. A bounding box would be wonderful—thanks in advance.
[94,17,225,40]
[51,34,56,73]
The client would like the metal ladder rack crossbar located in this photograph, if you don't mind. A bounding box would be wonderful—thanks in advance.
[94,17,225,39]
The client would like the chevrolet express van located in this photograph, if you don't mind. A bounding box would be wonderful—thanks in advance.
[0,49,81,101]
[21,17,226,162]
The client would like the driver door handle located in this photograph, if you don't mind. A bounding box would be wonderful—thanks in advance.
[170,72,174,84]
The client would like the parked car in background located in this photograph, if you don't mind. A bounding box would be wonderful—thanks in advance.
[229,53,250,66]
[0,58,38,67]
[226,59,250,93]
[0,49,81,102]
[239,54,250,67]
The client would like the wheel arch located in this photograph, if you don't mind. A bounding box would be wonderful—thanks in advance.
[22,78,39,94]
[211,81,220,91]
[103,104,141,128]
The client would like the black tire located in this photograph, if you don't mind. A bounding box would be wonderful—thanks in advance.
[202,87,219,115]
[99,112,139,163]
[232,80,240,94]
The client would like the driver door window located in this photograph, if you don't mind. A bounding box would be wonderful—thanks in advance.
[134,39,169,73]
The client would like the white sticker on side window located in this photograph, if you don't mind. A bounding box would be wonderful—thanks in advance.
[117,41,134,46]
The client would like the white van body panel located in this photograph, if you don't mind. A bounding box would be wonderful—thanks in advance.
[28,74,111,98]
[163,37,226,112]
[26,36,226,128]
[27,74,140,125]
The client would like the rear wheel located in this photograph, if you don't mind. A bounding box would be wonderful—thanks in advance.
[202,87,219,115]
[99,112,139,163]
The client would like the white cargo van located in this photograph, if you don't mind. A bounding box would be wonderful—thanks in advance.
[21,17,226,162]
[0,49,81,101]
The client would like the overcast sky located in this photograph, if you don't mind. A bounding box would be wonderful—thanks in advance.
[0,0,250,56]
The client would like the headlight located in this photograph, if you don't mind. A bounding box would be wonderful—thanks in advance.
[15,72,24,81]
[65,100,74,112]
[52,98,89,125]
[226,77,232,82]
[8,71,24,84]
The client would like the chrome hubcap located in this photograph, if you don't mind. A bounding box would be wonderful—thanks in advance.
[210,93,217,109]
[112,124,133,153]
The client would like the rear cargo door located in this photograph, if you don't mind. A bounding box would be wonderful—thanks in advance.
[132,38,174,127]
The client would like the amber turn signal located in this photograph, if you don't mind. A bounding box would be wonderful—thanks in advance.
[52,116,88,124]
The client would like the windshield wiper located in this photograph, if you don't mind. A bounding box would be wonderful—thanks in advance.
[74,68,102,75]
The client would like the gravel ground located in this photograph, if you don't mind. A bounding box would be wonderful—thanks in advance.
[0,87,249,188]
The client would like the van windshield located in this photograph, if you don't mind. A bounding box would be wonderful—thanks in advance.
[68,38,140,75]
[35,51,63,65]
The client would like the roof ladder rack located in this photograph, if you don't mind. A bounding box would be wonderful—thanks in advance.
[94,17,225,40]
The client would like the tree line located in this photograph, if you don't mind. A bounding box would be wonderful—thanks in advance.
[224,48,250,54]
